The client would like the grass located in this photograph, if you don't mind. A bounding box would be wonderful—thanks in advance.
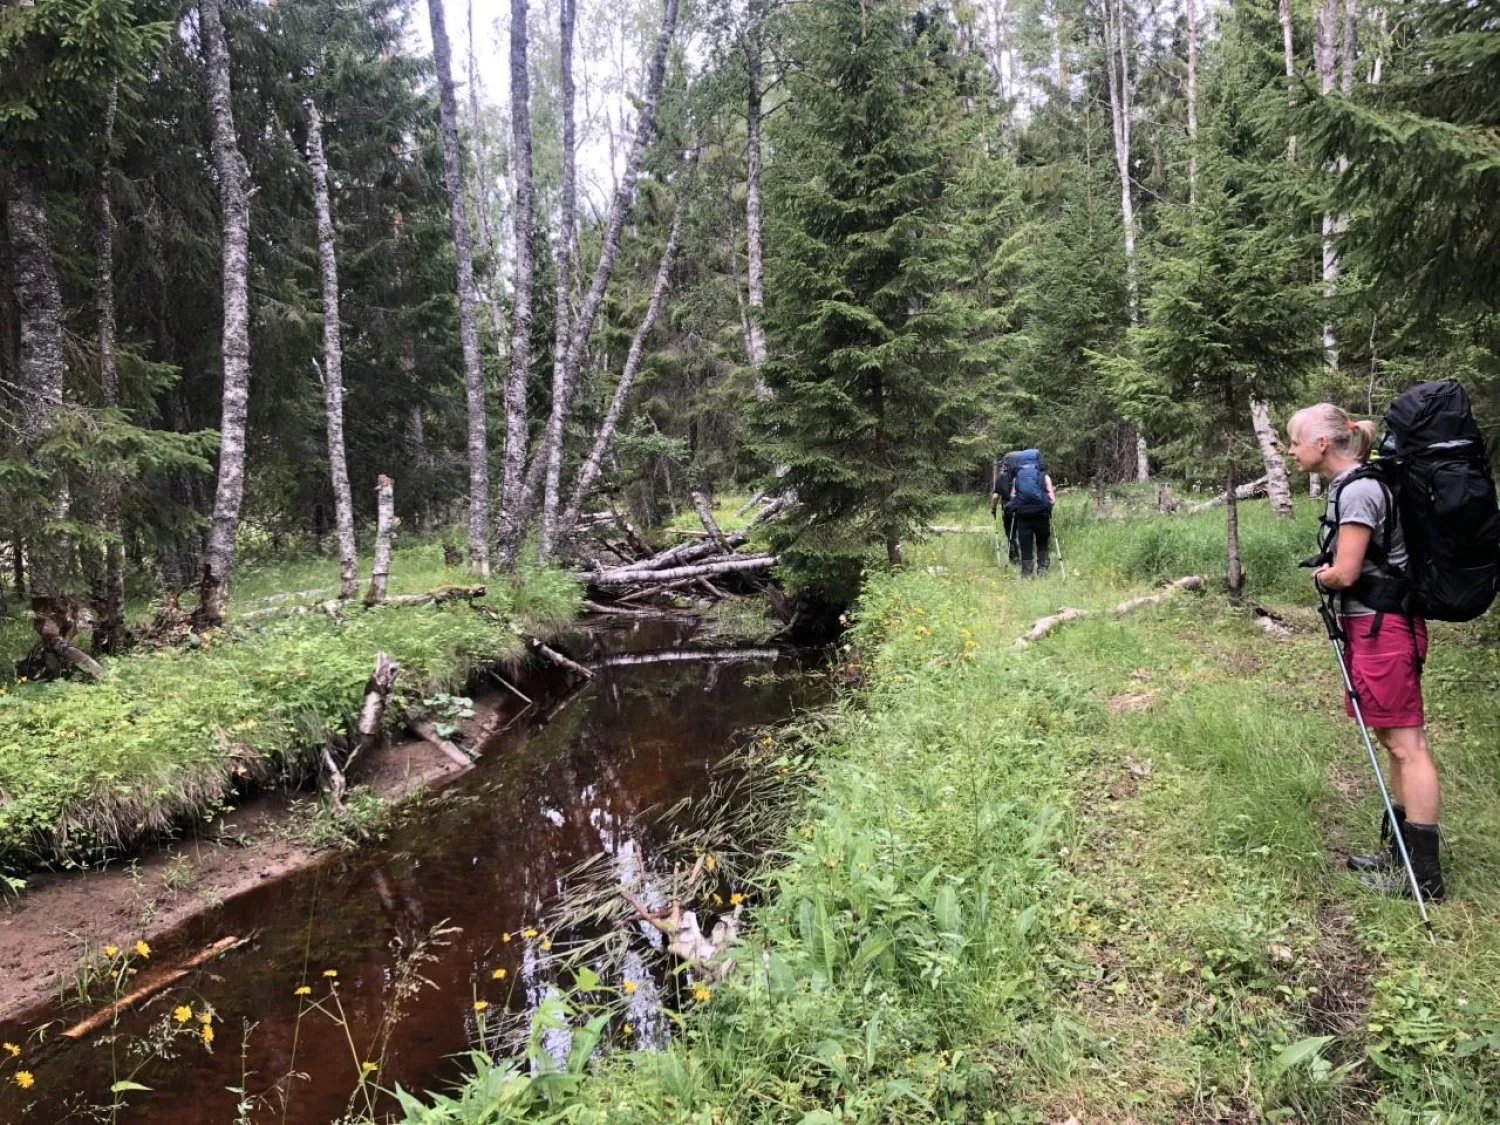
[0,541,580,874]
[396,493,1500,1123]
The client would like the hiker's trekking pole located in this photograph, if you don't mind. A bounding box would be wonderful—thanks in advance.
[991,510,1004,570]
[1312,580,1434,937]
[1053,528,1067,582]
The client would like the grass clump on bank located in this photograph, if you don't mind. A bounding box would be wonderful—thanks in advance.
[402,497,1500,1123]
[0,547,579,873]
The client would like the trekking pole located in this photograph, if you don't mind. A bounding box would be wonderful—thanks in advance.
[1314,583,1434,937]
[1053,527,1067,582]
[991,510,1003,571]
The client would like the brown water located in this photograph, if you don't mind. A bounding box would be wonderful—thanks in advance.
[1,618,822,1124]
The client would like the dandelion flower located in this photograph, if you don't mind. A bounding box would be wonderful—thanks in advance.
[2,1043,18,1057]
[501,932,512,943]
[692,984,712,1003]
[201,1024,214,1046]
[14,1071,34,1090]
[294,985,312,996]
[173,1006,193,1024]
[322,969,338,978]
[704,854,717,873]
[729,893,745,906]
[199,1010,213,1025]
[102,945,119,959]
[362,1061,378,1074]
[134,940,151,958]
[622,1023,633,1037]
[473,1000,489,1013]
[622,979,638,995]
[540,938,552,951]
[491,967,507,980]
[522,927,538,939]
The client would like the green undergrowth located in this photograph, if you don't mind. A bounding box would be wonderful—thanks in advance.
[401,497,1500,1123]
[0,548,579,875]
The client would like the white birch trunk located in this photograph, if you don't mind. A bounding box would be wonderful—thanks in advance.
[304,101,360,600]
[1225,460,1244,597]
[199,0,254,624]
[466,0,508,347]
[1314,0,1341,373]
[1279,0,1298,160]
[366,474,394,604]
[1249,397,1294,517]
[497,0,537,564]
[522,0,680,562]
[558,197,687,543]
[1104,0,1150,481]
[6,165,68,599]
[427,0,491,576]
[744,5,768,375]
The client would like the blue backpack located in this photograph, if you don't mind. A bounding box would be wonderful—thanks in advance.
[1009,449,1051,513]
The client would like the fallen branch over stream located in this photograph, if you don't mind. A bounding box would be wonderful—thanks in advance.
[592,647,781,669]
[586,554,779,587]
[63,936,245,1040]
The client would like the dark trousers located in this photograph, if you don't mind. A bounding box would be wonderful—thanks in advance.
[1015,510,1052,577]
[1001,509,1017,560]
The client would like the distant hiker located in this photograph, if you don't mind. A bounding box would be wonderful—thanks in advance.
[1000,448,1055,578]
[990,450,1023,561]
[1287,402,1443,900]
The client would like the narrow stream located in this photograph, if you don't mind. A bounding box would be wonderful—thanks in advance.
[2,617,824,1124]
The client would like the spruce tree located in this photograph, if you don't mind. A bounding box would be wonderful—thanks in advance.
[755,0,1002,581]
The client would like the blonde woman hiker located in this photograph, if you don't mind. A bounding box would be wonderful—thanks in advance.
[1287,403,1443,901]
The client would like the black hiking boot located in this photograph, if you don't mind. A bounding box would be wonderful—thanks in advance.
[1359,820,1445,903]
[1347,805,1404,873]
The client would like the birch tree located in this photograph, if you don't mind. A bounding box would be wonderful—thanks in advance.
[744,0,769,373]
[95,86,127,651]
[304,99,359,600]
[426,0,490,575]
[197,0,255,624]
[1102,0,1150,480]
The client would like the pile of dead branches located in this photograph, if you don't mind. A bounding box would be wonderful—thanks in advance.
[571,492,794,608]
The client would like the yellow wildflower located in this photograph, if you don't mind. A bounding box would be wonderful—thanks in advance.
[540,938,552,951]
[692,984,712,1003]
[729,893,745,906]
[134,940,151,958]
[622,979,638,995]
[362,1061,378,1074]
[2,1043,19,1057]
[322,969,338,978]
[622,1023,633,1037]
[102,945,118,958]
[173,1006,193,1024]
[501,932,512,943]
[473,1000,489,1013]
[201,1024,214,1045]
[294,985,312,996]
[199,1010,213,1025]
[703,854,717,873]
[712,894,723,905]
[522,927,538,939]
[14,1071,34,1090]
[491,968,507,980]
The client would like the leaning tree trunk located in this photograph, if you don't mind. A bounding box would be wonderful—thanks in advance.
[558,194,687,542]
[523,0,681,563]
[1249,397,1294,517]
[1104,0,1150,481]
[96,86,127,653]
[495,0,537,565]
[198,0,255,625]
[7,164,69,601]
[305,101,359,600]
[427,0,490,576]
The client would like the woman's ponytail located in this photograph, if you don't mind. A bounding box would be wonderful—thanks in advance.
[1288,403,1376,461]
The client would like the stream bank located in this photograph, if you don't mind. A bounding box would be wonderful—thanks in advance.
[0,614,826,1124]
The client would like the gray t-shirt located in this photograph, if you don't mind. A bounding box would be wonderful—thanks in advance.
[1324,465,1408,615]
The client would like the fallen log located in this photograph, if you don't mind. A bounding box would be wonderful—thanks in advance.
[750,492,797,525]
[592,647,781,669]
[527,636,595,680]
[736,490,767,517]
[583,599,694,619]
[1013,607,1088,650]
[378,584,485,608]
[1188,476,1268,512]
[405,712,473,769]
[691,491,732,554]
[343,651,399,775]
[62,936,244,1040]
[1108,575,1207,616]
[586,555,779,587]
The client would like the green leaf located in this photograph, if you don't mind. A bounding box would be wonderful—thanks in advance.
[110,1080,153,1094]
[1273,1035,1335,1076]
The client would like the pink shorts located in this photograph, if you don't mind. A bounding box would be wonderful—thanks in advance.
[1341,614,1428,729]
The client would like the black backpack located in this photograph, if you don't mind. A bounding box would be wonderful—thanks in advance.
[1378,381,1500,622]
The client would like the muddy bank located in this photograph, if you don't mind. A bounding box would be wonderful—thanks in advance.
[0,616,825,1124]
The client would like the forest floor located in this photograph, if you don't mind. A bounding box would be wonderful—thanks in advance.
[402,490,1500,1124]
